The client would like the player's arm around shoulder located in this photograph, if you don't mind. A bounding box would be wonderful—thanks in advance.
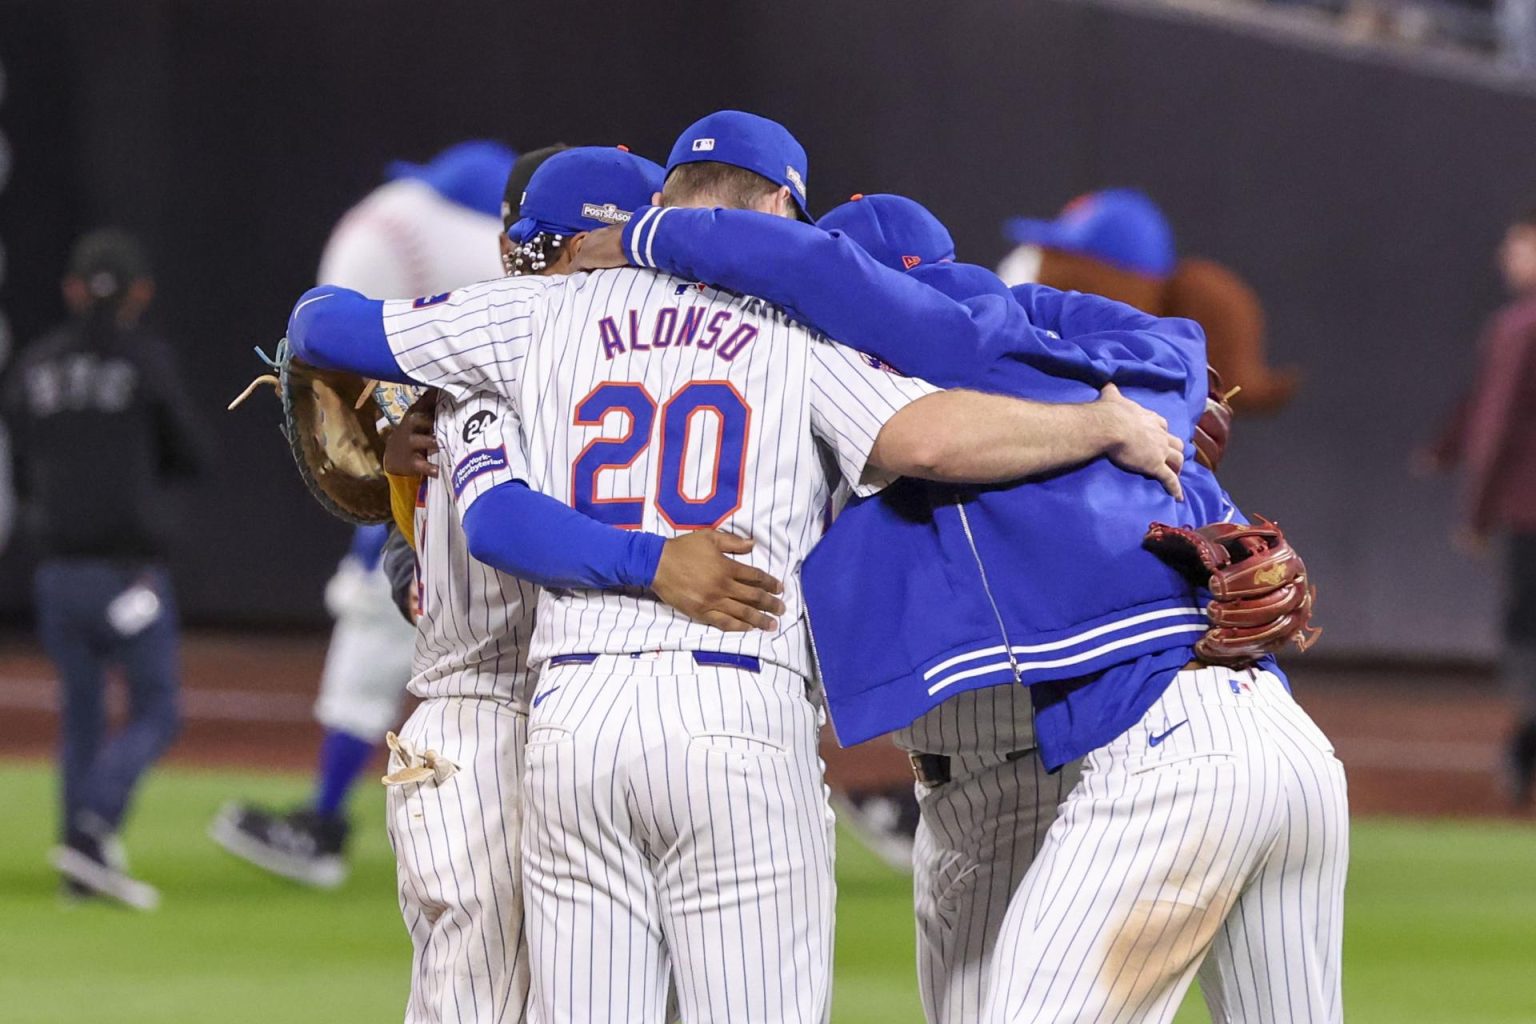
[805,338,1183,498]
[869,382,1186,499]
[582,206,992,385]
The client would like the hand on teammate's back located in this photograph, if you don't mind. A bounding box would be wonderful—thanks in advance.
[651,531,786,632]
[1095,384,1186,501]
[384,390,440,477]
[569,225,628,273]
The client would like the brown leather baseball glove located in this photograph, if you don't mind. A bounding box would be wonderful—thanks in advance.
[1144,516,1319,666]
[228,338,424,525]
[1194,366,1235,472]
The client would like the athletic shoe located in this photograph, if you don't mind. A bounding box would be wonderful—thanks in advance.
[58,877,97,906]
[830,784,920,873]
[209,803,350,888]
[49,828,160,911]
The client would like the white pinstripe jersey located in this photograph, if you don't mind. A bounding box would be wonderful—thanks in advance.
[409,388,538,708]
[383,267,937,678]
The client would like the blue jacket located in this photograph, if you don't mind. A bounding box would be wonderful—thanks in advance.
[625,207,1266,768]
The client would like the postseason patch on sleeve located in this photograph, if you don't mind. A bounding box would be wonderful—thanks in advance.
[452,446,509,497]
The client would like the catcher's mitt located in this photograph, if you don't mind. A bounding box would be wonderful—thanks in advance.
[229,339,423,525]
[1144,515,1319,666]
[1194,366,1237,472]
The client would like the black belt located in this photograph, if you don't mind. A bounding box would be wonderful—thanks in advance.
[910,748,1032,787]
[547,651,762,673]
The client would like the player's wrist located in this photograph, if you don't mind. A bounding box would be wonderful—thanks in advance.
[1085,392,1132,459]
[621,206,669,269]
[622,531,668,589]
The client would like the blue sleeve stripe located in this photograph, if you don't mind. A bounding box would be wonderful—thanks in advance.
[626,206,661,268]
[922,607,1208,697]
[639,207,671,269]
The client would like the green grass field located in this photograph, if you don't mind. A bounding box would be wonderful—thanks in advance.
[1,761,1534,1023]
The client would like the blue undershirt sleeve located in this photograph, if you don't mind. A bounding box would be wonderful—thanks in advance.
[287,285,418,384]
[462,480,666,591]
[621,206,1008,387]
[1010,283,1207,401]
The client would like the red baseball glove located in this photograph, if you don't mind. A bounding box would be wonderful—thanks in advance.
[1144,516,1320,666]
[1194,366,1235,472]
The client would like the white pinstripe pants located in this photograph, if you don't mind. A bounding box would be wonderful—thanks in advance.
[386,696,531,1024]
[913,750,1078,1024]
[521,653,836,1024]
[983,666,1349,1024]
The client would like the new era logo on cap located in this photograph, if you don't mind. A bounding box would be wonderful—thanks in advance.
[901,255,922,270]
[692,138,716,152]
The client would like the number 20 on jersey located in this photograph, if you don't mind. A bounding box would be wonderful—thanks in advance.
[572,381,751,530]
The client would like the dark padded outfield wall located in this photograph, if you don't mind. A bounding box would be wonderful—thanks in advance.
[1,0,1528,656]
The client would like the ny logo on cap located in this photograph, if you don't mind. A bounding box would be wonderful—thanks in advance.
[692,138,716,152]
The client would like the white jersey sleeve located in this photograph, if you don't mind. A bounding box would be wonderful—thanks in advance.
[411,390,539,707]
[440,389,530,516]
[380,276,556,398]
[808,341,939,497]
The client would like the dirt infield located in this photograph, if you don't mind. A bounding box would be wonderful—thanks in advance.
[0,630,1527,819]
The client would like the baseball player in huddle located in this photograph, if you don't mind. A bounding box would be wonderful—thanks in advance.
[576,190,1342,1023]
[378,142,569,1024]
[285,111,1185,1024]
[382,143,799,1024]
[213,141,518,886]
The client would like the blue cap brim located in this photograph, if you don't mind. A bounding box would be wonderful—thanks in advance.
[506,217,539,244]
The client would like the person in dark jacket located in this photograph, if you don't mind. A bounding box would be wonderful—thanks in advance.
[1426,203,1536,807]
[1,229,205,908]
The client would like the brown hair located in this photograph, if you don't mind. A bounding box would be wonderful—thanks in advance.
[661,161,780,210]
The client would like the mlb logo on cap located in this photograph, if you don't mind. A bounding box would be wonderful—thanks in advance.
[692,138,716,152]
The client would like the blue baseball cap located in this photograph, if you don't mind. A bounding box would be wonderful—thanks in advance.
[1003,189,1176,277]
[909,261,1014,302]
[667,110,811,220]
[387,140,519,218]
[507,146,665,244]
[816,193,956,273]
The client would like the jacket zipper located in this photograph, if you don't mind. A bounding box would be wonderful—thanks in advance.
[956,502,1022,684]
